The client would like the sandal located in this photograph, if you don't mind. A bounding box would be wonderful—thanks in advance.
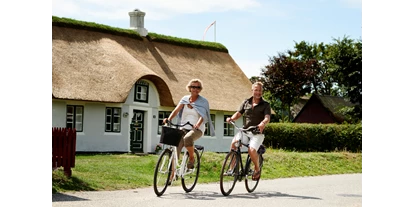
[187,161,194,169]
[252,170,261,181]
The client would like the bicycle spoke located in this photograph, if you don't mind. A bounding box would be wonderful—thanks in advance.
[181,150,200,192]
[245,154,262,193]
[220,151,238,196]
[153,149,172,196]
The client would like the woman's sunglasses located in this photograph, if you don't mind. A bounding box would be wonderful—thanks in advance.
[190,86,201,89]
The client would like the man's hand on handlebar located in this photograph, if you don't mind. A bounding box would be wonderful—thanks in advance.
[258,122,265,133]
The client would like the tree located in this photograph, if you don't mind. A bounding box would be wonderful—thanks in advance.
[261,52,318,121]
[292,41,335,96]
[326,36,362,119]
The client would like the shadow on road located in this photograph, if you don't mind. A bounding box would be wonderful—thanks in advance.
[52,193,89,202]
[165,190,321,201]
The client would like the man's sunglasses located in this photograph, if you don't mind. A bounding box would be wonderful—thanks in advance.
[190,86,201,89]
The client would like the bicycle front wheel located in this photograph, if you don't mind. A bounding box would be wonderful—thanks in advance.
[181,149,200,192]
[245,154,263,193]
[220,151,238,196]
[153,149,173,196]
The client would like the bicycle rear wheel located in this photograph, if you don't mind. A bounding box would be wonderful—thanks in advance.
[181,149,200,192]
[153,149,173,196]
[220,151,238,196]
[245,154,263,193]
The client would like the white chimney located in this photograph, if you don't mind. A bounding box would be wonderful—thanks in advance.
[129,9,148,36]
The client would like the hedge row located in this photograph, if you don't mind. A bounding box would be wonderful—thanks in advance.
[263,123,362,152]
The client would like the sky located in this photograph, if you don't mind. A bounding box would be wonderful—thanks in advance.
[51,0,362,78]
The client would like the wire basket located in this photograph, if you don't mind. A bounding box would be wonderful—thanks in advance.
[160,126,184,147]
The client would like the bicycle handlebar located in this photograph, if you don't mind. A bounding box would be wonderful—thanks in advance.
[165,119,194,128]
[229,120,260,135]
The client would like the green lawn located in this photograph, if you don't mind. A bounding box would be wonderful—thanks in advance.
[52,148,362,193]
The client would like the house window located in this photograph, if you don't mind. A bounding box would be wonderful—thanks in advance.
[158,111,172,134]
[224,115,234,136]
[134,80,149,103]
[106,107,121,132]
[66,105,83,132]
[204,114,215,136]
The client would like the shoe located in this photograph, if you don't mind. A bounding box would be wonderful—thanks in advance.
[252,170,261,181]
[187,161,194,169]
[223,169,234,176]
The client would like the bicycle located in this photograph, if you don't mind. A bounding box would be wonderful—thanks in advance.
[219,120,266,196]
[153,120,205,197]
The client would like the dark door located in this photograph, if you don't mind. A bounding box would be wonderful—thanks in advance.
[130,110,144,153]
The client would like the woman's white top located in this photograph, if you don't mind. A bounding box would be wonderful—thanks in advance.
[180,104,205,135]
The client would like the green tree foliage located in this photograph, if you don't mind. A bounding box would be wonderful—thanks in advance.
[292,41,335,96]
[326,36,362,119]
[261,52,318,121]
[260,37,362,123]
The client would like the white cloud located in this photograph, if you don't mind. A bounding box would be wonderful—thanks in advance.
[53,0,261,21]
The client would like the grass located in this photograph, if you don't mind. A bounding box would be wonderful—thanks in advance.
[52,149,362,193]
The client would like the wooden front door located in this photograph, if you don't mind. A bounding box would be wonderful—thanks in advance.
[130,110,144,153]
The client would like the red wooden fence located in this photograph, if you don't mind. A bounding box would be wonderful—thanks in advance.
[52,127,77,177]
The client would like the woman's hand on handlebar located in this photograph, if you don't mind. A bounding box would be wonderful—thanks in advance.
[226,117,233,123]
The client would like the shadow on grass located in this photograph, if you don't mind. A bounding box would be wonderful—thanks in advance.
[52,169,96,194]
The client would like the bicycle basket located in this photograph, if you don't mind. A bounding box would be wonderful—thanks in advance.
[160,126,184,147]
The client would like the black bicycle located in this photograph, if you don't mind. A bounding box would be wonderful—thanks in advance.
[219,120,266,196]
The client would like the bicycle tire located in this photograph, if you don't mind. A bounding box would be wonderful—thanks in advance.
[153,149,173,196]
[181,149,200,192]
[220,151,239,196]
[245,154,263,193]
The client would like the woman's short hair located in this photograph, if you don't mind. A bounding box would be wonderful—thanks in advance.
[186,79,204,92]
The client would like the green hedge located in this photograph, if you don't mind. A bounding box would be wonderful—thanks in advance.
[263,123,362,152]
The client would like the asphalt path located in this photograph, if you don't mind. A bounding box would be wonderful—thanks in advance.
[52,173,361,207]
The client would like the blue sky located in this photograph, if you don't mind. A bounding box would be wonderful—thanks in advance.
[52,0,361,78]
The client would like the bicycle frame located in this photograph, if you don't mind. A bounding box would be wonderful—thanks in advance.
[153,120,204,196]
[232,130,256,181]
[166,145,196,182]
[219,120,264,196]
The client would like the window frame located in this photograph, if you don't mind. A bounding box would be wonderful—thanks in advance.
[134,80,149,103]
[66,105,84,132]
[158,111,172,134]
[223,115,235,136]
[204,114,216,136]
[105,107,122,133]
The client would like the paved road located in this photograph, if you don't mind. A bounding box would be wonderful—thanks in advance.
[52,173,361,207]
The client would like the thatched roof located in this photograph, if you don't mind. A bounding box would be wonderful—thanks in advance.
[317,94,355,122]
[291,96,310,118]
[52,26,252,111]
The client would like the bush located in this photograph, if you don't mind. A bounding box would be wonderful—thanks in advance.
[263,123,362,152]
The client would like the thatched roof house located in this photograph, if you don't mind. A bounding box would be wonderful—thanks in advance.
[52,12,255,153]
